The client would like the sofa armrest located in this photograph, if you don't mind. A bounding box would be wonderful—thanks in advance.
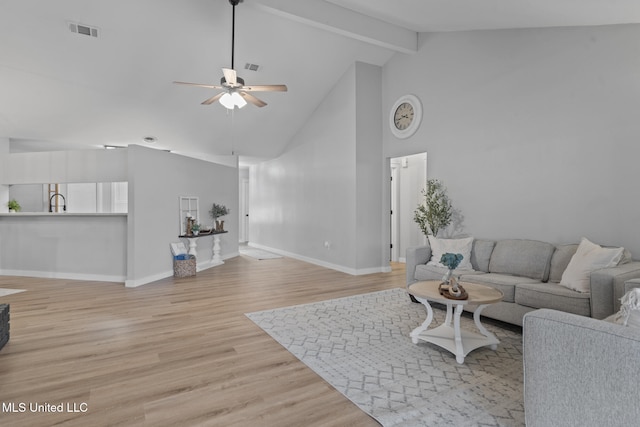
[405,245,431,287]
[624,278,640,293]
[590,261,640,319]
[523,309,640,427]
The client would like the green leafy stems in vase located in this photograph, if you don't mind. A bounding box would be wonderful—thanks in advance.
[209,203,229,232]
[440,252,464,296]
[191,223,201,235]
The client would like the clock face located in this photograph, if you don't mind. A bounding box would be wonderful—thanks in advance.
[394,102,414,130]
[389,95,422,139]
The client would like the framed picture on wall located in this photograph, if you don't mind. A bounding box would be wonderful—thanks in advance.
[178,196,199,235]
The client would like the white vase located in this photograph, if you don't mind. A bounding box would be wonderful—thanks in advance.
[442,269,453,283]
[443,269,461,296]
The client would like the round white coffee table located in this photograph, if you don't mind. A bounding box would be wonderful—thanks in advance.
[408,280,504,364]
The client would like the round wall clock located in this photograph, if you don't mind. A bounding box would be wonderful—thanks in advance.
[389,94,422,139]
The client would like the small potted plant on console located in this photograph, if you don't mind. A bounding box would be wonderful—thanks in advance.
[7,199,21,213]
[191,223,201,236]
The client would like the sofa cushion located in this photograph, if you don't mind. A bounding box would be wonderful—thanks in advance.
[462,273,541,303]
[515,282,591,317]
[414,264,485,282]
[488,239,555,281]
[548,244,579,283]
[470,239,496,273]
[559,237,624,293]
[426,236,474,270]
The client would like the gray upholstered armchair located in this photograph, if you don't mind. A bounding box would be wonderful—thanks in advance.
[523,308,640,426]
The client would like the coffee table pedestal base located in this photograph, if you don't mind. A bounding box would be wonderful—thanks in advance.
[411,298,499,364]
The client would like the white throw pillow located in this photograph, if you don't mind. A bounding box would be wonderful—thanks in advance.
[559,237,624,293]
[427,236,474,270]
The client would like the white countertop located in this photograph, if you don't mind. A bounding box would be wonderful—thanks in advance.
[0,212,127,217]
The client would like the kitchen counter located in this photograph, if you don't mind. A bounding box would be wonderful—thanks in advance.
[0,212,127,281]
[0,212,126,217]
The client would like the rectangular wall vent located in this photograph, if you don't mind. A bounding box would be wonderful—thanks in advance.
[244,63,260,72]
[68,22,99,38]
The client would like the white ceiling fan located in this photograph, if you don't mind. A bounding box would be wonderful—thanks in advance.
[173,0,287,109]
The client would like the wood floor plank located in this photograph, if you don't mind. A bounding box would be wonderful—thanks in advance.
[0,255,406,426]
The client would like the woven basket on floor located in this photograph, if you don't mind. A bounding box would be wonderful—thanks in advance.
[173,257,196,278]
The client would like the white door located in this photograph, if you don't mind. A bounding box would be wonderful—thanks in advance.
[390,160,401,262]
[239,178,249,243]
[389,153,428,263]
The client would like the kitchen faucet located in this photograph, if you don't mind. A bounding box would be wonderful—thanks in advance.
[49,193,66,212]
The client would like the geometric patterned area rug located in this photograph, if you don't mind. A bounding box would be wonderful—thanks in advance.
[246,288,524,426]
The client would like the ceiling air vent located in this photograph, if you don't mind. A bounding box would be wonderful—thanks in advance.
[244,63,260,72]
[68,22,99,38]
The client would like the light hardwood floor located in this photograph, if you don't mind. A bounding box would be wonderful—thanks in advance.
[0,255,406,426]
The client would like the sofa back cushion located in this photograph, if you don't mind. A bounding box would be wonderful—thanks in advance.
[549,244,579,283]
[489,239,555,281]
[470,239,496,272]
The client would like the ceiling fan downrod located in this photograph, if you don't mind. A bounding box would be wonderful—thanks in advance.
[229,0,241,70]
[172,0,285,109]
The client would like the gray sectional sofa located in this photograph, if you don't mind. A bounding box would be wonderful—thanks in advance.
[406,238,640,326]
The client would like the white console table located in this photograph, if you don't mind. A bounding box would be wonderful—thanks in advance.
[179,230,228,266]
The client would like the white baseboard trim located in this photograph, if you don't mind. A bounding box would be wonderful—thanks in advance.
[0,269,125,283]
[125,271,172,288]
[247,243,391,276]
[125,252,240,288]
[196,251,240,272]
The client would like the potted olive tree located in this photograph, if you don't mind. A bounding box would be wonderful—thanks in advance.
[414,179,452,237]
[209,203,229,232]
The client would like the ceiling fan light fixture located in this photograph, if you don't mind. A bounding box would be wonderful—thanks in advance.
[173,0,285,109]
[219,93,234,109]
[231,92,247,108]
[219,92,247,109]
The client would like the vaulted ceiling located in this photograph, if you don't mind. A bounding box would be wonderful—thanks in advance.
[2,0,639,165]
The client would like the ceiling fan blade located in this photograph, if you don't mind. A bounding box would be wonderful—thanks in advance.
[239,91,267,107]
[222,68,237,86]
[201,92,225,105]
[173,81,223,90]
[243,84,288,92]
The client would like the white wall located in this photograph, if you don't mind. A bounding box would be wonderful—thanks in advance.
[250,64,357,270]
[250,62,386,274]
[126,145,239,286]
[383,24,640,256]
[355,62,385,271]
